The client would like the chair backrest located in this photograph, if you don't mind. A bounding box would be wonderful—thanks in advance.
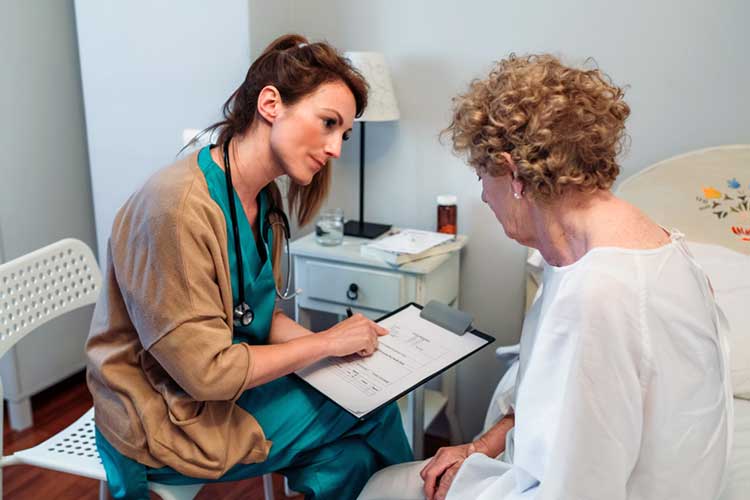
[0,238,101,359]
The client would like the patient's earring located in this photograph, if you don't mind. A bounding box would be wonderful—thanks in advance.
[511,171,523,200]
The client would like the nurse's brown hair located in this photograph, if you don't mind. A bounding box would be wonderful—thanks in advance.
[196,34,368,286]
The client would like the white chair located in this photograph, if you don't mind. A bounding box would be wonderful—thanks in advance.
[0,239,202,500]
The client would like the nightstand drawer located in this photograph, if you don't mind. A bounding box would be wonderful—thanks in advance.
[304,260,403,311]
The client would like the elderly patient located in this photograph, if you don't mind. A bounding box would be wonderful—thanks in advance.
[358,54,732,500]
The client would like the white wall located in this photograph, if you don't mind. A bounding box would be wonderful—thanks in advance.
[274,0,750,439]
[248,0,294,59]
[0,0,96,260]
[75,0,253,259]
[0,0,97,402]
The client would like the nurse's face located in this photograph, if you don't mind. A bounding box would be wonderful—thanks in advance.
[480,171,534,245]
[269,80,356,185]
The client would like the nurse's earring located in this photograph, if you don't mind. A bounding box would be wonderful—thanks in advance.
[513,191,522,200]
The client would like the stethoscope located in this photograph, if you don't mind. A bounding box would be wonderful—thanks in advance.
[222,139,299,328]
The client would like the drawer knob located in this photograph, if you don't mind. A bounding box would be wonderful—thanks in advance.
[346,283,359,301]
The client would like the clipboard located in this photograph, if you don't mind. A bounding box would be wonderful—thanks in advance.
[295,301,495,420]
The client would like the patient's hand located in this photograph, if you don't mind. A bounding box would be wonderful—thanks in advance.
[420,414,515,500]
[420,442,478,500]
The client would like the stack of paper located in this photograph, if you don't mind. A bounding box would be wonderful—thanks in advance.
[361,229,466,266]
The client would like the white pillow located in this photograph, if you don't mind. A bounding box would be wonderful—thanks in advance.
[686,241,750,400]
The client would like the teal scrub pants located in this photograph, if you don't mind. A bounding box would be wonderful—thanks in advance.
[97,376,412,500]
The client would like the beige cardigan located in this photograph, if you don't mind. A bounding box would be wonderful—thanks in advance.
[86,152,272,479]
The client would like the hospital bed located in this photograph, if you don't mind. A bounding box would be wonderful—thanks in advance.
[518,145,750,499]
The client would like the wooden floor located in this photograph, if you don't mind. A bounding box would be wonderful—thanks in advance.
[1,371,300,500]
[3,372,444,499]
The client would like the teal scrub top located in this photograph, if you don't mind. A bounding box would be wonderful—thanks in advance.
[198,145,277,346]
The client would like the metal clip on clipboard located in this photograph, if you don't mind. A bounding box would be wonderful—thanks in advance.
[406,300,474,457]
[419,300,473,335]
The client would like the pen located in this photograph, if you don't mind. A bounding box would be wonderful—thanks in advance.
[346,307,353,318]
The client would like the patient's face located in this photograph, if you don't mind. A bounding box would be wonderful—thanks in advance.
[480,172,534,245]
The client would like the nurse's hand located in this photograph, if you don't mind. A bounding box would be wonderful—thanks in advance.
[420,442,480,500]
[321,313,388,357]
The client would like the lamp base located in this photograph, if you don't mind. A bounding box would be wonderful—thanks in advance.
[343,220,392,239]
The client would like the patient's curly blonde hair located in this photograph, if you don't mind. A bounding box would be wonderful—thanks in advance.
[445,54,630,200]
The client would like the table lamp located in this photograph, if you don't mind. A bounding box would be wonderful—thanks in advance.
[342,51,400,239]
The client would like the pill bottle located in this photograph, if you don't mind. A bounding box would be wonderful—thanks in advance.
[436,195,457,234]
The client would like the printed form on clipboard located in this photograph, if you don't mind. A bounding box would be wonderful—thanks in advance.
[295,303,495,419]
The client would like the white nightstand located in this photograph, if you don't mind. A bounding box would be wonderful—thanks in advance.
[289,231,467,459]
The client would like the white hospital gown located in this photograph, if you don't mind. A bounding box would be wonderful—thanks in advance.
[448,235,733,500]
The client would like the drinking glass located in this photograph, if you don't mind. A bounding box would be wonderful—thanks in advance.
[315,208,344,246]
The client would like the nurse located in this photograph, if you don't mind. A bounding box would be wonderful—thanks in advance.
[86,34,412,500]
[357,54,732,500]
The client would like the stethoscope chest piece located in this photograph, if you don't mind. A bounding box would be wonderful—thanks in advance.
[234,302,254,327]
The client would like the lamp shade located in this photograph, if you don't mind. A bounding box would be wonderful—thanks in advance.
[344,51,400,122]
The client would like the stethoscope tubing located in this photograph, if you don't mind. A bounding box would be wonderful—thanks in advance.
[222,138,297,327]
